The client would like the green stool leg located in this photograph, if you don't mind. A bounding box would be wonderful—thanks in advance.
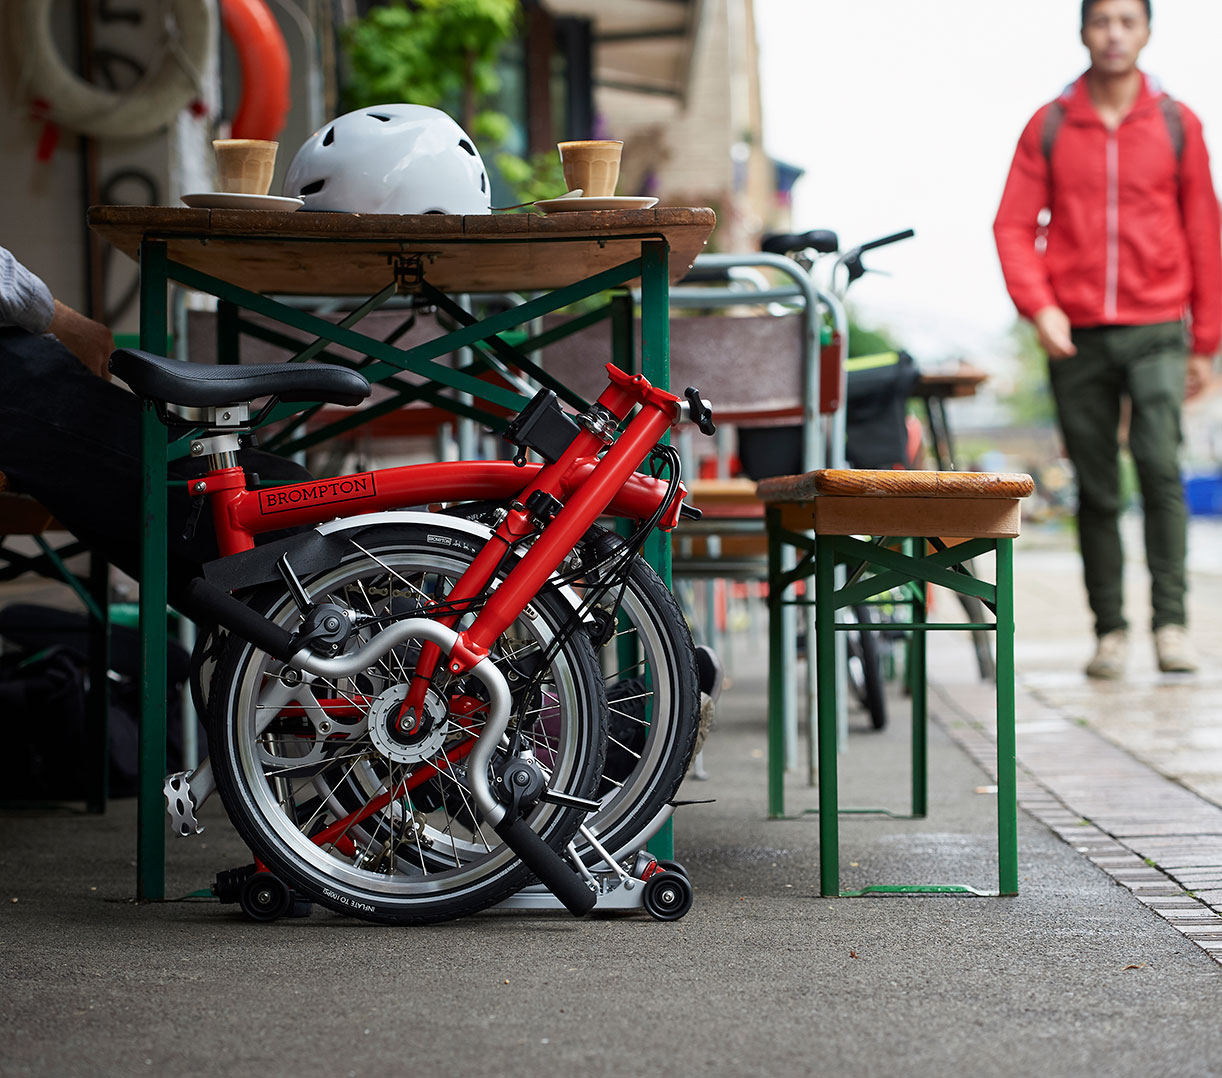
[85,552,110,815]
[767,508,786,818]
[909,560,928,819]
[816,533,840,896]
[995,538,1019,895]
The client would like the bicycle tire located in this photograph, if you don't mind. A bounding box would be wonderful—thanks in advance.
[206,522,606,925]
[846,605,888,731]
[571,526,701,861]
[442,512,702,863]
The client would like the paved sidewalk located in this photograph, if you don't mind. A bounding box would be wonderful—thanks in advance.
[3,515,1222,1077]
[928,515,1222,960]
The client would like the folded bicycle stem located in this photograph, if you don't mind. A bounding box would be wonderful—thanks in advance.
[181,577,598,916]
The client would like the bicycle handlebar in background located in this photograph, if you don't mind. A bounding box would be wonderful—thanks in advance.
[840,228,916,287]
[759,229,840,256]
[855,228,916,253]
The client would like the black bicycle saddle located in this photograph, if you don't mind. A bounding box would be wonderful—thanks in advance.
[109,349,371,408]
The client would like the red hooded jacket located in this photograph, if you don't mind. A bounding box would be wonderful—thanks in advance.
[994,72,1222,357]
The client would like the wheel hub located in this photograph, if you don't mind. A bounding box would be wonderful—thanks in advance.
[367,683,449,765]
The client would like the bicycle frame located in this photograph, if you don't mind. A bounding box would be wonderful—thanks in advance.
[194,362,693,754]
[151,351,709,916]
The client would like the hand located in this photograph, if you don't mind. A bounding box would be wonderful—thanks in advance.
[1033,306,1077,359]
[48,299,114,380]
[1185,353,1215,400]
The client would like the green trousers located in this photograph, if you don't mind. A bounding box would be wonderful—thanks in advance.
[1048,321,1188,636]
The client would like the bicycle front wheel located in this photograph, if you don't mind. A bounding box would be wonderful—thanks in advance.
[206,522,606,925]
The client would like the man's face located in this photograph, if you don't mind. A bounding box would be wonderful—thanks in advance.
[1081,0,1151,75]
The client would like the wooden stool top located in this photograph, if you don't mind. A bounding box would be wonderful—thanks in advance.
[0,492,58,536]
[687,478,766,518]
[756,469,1035,540]
[756,469,1035,504]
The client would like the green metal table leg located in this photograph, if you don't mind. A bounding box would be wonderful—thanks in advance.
[138,238,169,901]
[816,534,840,896]
[995,538,1019,895]
[610,291,636,376]
[910,551,928,819]
[639,240,674,862]
[766,509,786,817]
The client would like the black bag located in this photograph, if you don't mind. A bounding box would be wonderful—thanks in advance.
[0,604,195,800]
[735,349,919,479]
[0,646,91,798]
[844,349,919,469]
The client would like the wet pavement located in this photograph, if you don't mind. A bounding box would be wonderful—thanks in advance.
[3,512,1222,1076]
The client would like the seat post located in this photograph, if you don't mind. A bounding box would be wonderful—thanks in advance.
[184,404,250,474]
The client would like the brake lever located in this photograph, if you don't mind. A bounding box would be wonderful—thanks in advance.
[683,386,716,436]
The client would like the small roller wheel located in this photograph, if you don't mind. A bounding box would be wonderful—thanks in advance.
[239,872,292,922]
[654,859,689,880]
[642,870,694,921]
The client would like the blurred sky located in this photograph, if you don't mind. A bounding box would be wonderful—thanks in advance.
[754,0,1222,367]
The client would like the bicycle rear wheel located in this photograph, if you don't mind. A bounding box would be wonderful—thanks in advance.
[446,512,702,863]
[568,526,701,860]
[206,522,606,925]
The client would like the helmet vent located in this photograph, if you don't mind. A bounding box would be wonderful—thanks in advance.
[322,126,335,146]
[368,113,392,122]
[480,172,486,193]
[300,179,326,196]
[458,139,476,156]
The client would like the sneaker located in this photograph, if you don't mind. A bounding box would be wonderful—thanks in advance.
[1154,624,1198,674]
[688,646,724,779]
[1085,629,1128,680]
[694,644,724,701]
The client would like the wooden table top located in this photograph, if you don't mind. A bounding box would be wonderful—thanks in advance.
[913,364,990,399]
[87,206,717,296]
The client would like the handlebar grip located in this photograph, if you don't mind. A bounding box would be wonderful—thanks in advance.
[493,816,596,916]
[858,229,915,253]
[760,229,839,255]
[183,577,297,662]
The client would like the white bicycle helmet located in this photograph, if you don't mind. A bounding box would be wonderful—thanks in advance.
[283,104,491,214]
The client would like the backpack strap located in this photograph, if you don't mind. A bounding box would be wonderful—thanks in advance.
[1159,95,1185,166]
[1041,100,1066,165]
[1042,94,1184,172]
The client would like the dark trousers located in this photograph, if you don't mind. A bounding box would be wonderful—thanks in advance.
[0,328,309,605]
[1048,321,1189,636]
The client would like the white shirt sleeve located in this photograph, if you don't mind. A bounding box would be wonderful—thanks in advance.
[0,245,55,334]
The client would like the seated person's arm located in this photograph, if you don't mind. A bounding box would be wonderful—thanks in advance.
[1,245,113,380]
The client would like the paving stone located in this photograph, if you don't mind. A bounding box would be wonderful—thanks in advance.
[1139,896,1199,905]
[1158,909,1222,920]
[1174,927,1222,939]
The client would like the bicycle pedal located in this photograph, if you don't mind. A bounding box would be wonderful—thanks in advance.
[165,771,204,837]
[540,788,602,812]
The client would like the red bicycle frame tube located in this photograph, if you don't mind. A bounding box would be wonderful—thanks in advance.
[203,459,683,559]
[203,364,685,698]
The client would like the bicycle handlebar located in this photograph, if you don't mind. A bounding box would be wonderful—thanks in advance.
[855,229,916,254]
[759,229,840,256]
[840,228,915,288]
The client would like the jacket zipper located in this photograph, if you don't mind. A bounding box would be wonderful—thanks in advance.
[1105,130,1119,320]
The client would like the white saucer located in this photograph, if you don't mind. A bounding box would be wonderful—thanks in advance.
[181,192,305,211]
[533,195,659,214]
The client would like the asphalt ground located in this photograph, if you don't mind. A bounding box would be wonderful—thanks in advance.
[3,517,1222,1077]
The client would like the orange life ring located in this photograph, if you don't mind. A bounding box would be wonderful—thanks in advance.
[220,0,290,141]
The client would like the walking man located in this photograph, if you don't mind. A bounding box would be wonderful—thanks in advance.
[994,0,1219,678]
